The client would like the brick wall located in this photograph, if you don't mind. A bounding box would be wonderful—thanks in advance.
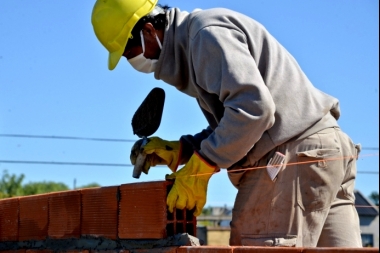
[0,181,196,242]
[0,180,378,252]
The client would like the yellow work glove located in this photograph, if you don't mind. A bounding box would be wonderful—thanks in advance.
[130,136,181,174]
[166,151,218,216]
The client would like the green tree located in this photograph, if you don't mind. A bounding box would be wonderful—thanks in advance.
[22,181,69,195]
[77,182,101,189]
[0,170,82,199]
[369,191,379,206]
[0,170,25,198]
[201,206,213,216]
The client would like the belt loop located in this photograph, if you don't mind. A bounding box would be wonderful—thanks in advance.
[354,143,362,160]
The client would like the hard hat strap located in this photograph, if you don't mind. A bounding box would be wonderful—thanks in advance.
[140,30,146,53]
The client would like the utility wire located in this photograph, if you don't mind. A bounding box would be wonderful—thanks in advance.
[0,134,379,150]
[0,160,131,167]
[0,160,378,174]
[361,147,380,150]
[0,134,135,143]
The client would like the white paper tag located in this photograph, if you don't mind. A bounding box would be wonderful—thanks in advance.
[266,152,285,181]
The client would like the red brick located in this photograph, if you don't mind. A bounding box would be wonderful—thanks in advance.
[177,246,232,253]
[48,190,81,239]
[81,186,118,239]
[166,200,197,238]
[64,251,90,253]
[118,181,197,239]
[0,197,19,241]
[19,194,49,241]
[303,248,379,253]
[234,247,303,252]
[0,250,25,253]
[130,247,178,253]
[118,181,168,239]
[90,250,130,253]
[25,250,54,253]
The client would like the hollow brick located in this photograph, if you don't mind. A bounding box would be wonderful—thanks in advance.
[81,186,118,239]
[19,194,49,241]
[303,247,380,253]
[118,180,196,239]
[0,197,19,241]
[90,250,129,253]
[25,250,54,253]
[0,250,25,253]
[130,247,178,253]
[234,246,304,253]
[177,246,233,253]
[48,190,81,239]
[118,181,168,239]
[64,251,90,253]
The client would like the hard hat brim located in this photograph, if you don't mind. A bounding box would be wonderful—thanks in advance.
[108,47,125,70]
[94,0,159,70]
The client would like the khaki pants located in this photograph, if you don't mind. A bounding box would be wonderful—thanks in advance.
[229,127,362,247]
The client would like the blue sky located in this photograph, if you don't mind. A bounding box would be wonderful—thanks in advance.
[0,1,378,207]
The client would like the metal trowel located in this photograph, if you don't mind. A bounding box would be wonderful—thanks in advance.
[131,87,165,179]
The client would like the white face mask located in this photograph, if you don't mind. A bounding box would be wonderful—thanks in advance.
[128,30,162,73]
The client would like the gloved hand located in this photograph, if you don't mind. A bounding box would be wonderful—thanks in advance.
[130,136,181,174]
[166,151,218,216]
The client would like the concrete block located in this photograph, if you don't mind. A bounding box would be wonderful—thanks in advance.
[81,186,118,239]
[48,190,81,239]
[19,194,49,241]
[0,197,19,241]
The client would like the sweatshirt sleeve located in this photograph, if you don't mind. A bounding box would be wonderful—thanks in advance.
[179,126,213,164]
[190,26,276,168]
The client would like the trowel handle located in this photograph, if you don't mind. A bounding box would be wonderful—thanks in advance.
[132,137,149,179]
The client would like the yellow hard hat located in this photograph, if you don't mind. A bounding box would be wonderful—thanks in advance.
[91,0,158,70]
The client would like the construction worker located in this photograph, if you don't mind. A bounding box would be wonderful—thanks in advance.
[91,0,363,247]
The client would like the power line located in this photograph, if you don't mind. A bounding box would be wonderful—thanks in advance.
[0,134,379,150]
[0,160,378,174]
[0,134,135,143]
[0,160,131,167]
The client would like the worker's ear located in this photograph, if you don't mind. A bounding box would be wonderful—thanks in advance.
[142,23,157,39]
[141,22,162,59]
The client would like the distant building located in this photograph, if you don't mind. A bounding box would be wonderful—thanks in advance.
[197,206,231,245]
[197,190,379,247]
[354,190,379,247]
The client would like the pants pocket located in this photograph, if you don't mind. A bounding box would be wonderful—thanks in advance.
[227,165,247,189]
[241,234,297,247]
[296,148,342,211]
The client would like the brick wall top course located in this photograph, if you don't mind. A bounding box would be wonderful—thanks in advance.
[1,181,379,253]
[0,180,196,242]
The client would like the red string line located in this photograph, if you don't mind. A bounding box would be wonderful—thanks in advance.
[177,153,379,178]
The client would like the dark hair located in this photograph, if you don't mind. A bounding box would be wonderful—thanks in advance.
[124,4,170,51]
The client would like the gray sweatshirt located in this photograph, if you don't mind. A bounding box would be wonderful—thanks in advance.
[155,8,340,169]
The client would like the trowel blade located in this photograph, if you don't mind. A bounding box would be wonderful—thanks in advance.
[131,87,165,138]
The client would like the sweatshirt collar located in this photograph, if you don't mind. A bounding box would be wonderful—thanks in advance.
[154,8,198,97]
